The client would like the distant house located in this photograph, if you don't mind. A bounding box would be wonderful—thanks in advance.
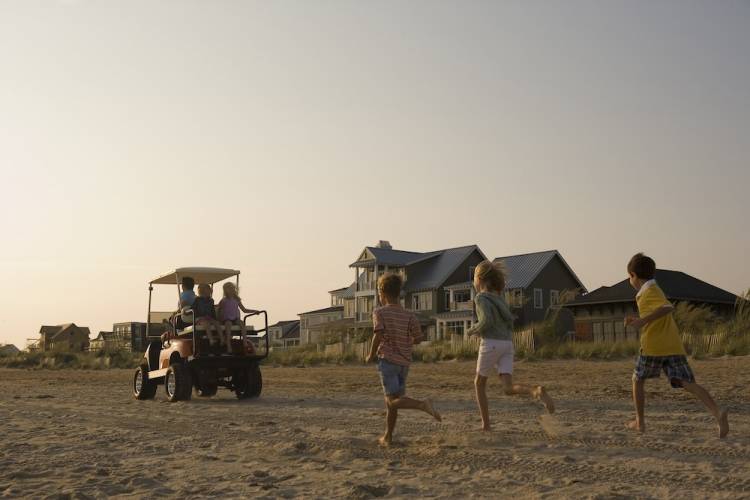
[268,320,300,347]
[564,269,738,342]
[89,331,116,352]
[112,321,168,352]
[493,250,587,328]
[328,241,490,341]
[31,323,91,352]
[0,344,20,357]
[298,306,345,345]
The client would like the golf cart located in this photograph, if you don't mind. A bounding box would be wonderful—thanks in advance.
[132,267,269,402]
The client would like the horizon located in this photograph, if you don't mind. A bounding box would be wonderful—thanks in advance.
[2,1,749,347]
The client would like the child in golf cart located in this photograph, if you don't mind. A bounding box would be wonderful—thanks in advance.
[218,282,258,354]
[193,283,223,349]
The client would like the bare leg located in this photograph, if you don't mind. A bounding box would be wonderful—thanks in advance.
[626,377,646,433]
[379,394,441,445]
[380,397,398,446]
[500,374,555,414]
[224,321,233,353]
[681,381,729,438]
[475,374,491,431]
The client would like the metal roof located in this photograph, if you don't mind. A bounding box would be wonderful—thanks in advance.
[404,246,486,292]
[565,269,738,307]
[494,250,586,291]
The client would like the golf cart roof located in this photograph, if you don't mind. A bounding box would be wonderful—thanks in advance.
[150,267,240,285]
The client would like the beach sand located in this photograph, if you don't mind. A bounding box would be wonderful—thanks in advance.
[1,357,749,498]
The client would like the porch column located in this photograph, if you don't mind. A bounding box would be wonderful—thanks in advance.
[449,289,454,310]
[354,266,359,321]
[463,320,469,339]
[373,264,380,307]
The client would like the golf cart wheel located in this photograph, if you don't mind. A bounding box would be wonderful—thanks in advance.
[165,363,192,402]
[235,363,262,400]
[194,368,218,397]
[196,383,218,397]
[133,364,157,400]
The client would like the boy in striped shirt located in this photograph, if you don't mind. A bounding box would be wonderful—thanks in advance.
[366,273,442,446]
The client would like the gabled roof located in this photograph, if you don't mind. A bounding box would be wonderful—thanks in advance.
[281,322,300,340]
[350,247,433,267]
[494,250,586,291]
[298,305,344,316]
[93,331,115,341]
[565,269,738,307]
[404,245,487,292]
[39,324,91,340]
[270,320,300,336]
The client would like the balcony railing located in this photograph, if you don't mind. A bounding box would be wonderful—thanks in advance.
[450,301,473,311]
[356,312,372,322]
[358,282,375,291]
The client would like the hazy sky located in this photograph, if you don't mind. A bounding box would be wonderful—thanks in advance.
[2,1,749,347]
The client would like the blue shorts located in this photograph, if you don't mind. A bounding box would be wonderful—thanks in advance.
[377,359,409,397]
[634,355,695,389]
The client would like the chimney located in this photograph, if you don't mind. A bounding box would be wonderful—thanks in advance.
[377,240,392,249]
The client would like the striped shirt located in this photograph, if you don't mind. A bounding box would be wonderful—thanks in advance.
[373,304,422,367]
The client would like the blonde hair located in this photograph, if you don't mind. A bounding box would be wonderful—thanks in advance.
[223,282,241,300]
[474,260,507,293]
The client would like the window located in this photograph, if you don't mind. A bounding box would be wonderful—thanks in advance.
[411,292,432,311]
[445,321,465,337]
[444,291,450,309]
[550,290,560,306]
[534,289,543,309]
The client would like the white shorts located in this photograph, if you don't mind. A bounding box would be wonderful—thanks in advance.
[476,339,514,377]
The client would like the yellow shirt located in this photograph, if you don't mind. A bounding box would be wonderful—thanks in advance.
[636,281,686,356]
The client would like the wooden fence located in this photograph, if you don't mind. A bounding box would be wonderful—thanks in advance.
[681,330,729,353]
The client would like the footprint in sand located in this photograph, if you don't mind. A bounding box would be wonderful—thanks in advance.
[538,414,569,439]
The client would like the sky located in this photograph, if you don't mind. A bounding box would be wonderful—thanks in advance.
[1,0,749,347]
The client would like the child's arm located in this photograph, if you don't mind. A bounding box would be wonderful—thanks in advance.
[238,300,258,315]
[366,332,382,363]
[410,316,423,345]
[366,310,384,362]
[495,297,514,325]
[625,304,675,329]
[467,296,490,337]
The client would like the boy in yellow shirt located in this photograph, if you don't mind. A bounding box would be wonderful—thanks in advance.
[624,253,729,437]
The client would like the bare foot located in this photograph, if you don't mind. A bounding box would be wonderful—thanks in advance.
[377,435,392,447]
[625,419,645,433]
[424,399,442,422]
[718,409,729,438]
[535,386,555,414]
[480,424,492,432]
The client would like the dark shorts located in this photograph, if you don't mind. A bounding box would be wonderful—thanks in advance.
[634,355,696,388]
[377,359,409,397]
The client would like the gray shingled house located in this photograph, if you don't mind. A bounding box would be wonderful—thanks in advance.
[564,269,738,342]
[493,250,587,328]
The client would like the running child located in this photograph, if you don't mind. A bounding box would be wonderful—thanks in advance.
[469,260,554,432]
[624,252,729,437]
[365,273,441,446]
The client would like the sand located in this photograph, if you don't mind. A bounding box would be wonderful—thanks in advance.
[1,357,749,499]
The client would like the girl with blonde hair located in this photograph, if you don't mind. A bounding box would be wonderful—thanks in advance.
[468,260,555,431]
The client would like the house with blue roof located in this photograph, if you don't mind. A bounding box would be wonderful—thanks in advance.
[299,244,588,344]
[493,250,587,328]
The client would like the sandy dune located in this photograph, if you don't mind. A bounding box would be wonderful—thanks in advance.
[1,357,749,499]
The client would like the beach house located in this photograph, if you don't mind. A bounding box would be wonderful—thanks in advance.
[268,320,301,347]
[564,269,738,342]
[493,250,587,328]
[30,323,91,352]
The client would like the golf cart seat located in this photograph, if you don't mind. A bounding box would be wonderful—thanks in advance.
[180,324,247,334]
